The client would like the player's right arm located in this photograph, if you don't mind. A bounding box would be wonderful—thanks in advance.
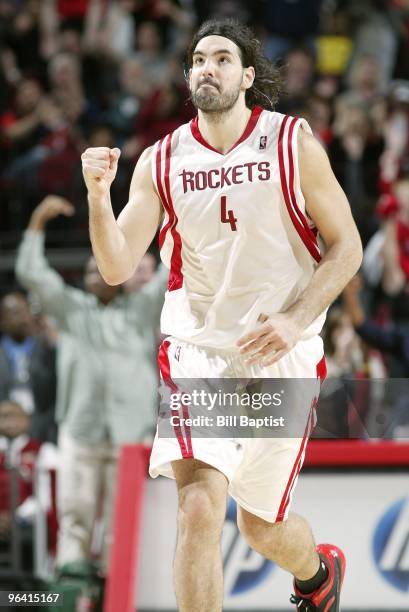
[82,145,162,285]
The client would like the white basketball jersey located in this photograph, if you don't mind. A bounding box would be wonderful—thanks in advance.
[151,106,326,349]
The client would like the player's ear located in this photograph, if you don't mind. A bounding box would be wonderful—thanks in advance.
[243,66,255,91]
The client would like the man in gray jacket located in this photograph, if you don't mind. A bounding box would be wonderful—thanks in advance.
[16,195,167,573]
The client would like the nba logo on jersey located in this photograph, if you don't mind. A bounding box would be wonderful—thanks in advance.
[175,345,182,361]
[259,135,267,150]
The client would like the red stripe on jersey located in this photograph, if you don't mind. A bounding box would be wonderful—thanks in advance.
[157,138,171,249]
[156,134,184,291]
[157,341,193,459]
[164,134,184,291]
[316,355,327,383]
[190,106,263,155]
[287,118,321,250]
[278,116,321,263]
[275,408,313,522]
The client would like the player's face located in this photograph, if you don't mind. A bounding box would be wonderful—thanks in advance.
[190,35,246,113]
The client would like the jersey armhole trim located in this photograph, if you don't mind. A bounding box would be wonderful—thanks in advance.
[155,134,184,291]
[278,115,321,263]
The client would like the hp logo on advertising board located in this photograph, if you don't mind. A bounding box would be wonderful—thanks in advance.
[222,499,274,596]
[373,497,409,592]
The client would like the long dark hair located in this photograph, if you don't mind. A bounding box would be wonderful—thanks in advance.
[186,19,283,111]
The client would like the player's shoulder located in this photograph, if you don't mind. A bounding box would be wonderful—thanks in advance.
[138,145,155,164]
[253,107,305,136]
[297,126,332,183]
[297,125,326,162]
[267,109,313,134]
[269,110,322,157]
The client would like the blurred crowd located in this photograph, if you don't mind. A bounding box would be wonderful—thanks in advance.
[0,0,409,601]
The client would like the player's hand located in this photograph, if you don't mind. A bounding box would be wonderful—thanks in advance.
[29,195,74,232]
[81,146,121,199]
[237,312,302,367]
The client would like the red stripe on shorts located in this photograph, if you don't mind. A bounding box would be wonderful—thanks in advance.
[157,341,193,459]
[275,408,314,522]
[181,399,193,458]
[275,352,325,522]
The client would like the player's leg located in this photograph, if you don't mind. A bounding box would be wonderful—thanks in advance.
[100,445,118,573]
[237,508,345,609]
[237,508,320,578]
[172,458,229,612]
[232,336,345,609]
[56,427,103,567]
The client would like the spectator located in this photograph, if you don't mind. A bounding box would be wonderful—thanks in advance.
[304,95,333,146]
[328,98,384,245]
[393,0,409,79]
[2,0,45,78]
[105,55,153,140]
[278,47,316,115]
[0,292,57,442]
[343,275,409,372]
[47,52,91,127]
[258,0,321,61]
[0,78,50,160]
[133,20,168,83]
[379,80,409,188]
[89,0,137,60]
[381,172,409,296]
[123,81,194,160]
[343,274,409,437]
[15,195,167,574]
[343,54,385,108]
[320,304,386,439]
[323,307,363,379]
[150,0,195,55]
[1,78,69,229]
[0,400,42,572]
[346,1,399,90]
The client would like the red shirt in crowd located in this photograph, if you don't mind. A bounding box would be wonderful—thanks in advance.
[0,438,42,513]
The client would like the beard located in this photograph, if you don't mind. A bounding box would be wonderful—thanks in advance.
[191,80,242,120]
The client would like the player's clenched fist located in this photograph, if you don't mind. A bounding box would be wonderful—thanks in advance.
[81,147,121,198]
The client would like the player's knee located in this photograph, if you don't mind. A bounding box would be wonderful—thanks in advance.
[178,484,224,540]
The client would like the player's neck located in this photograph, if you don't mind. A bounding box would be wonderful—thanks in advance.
[197,102,252,154]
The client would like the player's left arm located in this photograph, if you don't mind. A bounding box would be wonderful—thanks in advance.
[238,130,363,366]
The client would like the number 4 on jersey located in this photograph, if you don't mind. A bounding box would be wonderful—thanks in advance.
[220,196,238,231]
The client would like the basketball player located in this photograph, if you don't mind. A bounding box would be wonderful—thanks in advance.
[81,19,362,612]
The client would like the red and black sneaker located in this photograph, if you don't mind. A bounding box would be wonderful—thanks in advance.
[290,544,346,611]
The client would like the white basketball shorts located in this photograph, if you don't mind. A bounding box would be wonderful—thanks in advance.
[149,335,326,523]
